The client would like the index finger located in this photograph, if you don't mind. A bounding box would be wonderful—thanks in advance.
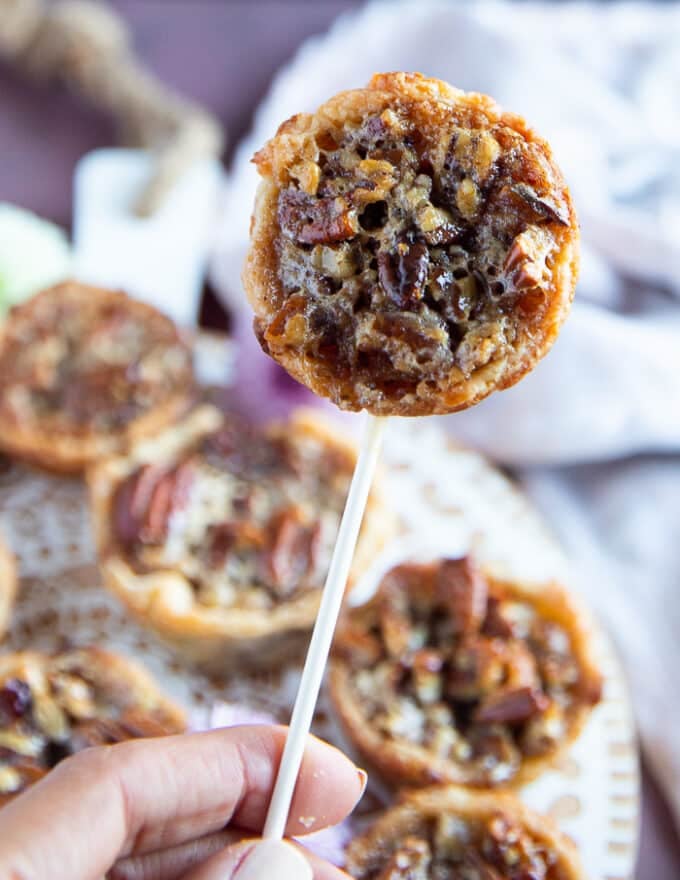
[0,725,365,880]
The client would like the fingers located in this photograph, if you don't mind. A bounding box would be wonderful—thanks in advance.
[178,839,351,880]
[112,836,351,880]
[110,831,239,880]
[0,726,365,880]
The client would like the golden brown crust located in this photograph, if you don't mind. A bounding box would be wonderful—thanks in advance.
[329,560,601,789]
[89,406,395,673]
[345,785,586,879]
[0,281,195,473]
[0,533,17,640]
[244,72,579,416]
[0,647,186,804]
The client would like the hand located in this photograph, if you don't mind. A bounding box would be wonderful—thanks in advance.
[0,725,366,880]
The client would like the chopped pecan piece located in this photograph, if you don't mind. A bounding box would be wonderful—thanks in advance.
[0,680,32,723]
[467,725,521,783]
[482,814,551,879]
[447,637,505,701]
[377,236,429,307]
[459,850,504,880]
[206,520,266,569]
[510,183,570,226]
[482,596,516,638]
[378,595,413,659]
[376,836,431,880]
[474,685,549,724]
[436,557,488,635]
[278,189,358,245]
[521,701,565,756]
[410,649,444,704]
[334,626,383,667]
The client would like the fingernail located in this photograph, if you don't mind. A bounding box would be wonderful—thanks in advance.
[356,768,368,798]
[234,839,313,880]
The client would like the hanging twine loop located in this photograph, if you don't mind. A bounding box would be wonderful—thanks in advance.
[0,0,225,216]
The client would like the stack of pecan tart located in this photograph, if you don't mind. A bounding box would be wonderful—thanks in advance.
[0,281,194,472]
[89,405,392,671]
[0,648,185,804]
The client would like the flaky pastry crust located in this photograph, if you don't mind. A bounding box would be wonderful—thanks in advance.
[89,406,394,672]
[244,72,579,416]
[346,785,586,879]
[0,281,194,473]
[329,559,601,789]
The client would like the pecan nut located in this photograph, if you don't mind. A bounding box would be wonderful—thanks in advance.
[278,190,358,245]
[377,236,429,307]
[436,557,488,635]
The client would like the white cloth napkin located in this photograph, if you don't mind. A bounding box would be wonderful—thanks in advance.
[211,0,680,828]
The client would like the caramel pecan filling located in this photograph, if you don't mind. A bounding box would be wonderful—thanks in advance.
[0,288,191,432]
[265,107,569,403]
[112,420,354,609]
[356,812,567,880]
[337,559,600,785]
[0,652,180,800]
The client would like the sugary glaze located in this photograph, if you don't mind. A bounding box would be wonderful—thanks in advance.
[245,72,579,415]
[330,558,601,788]
[0,648,185,805]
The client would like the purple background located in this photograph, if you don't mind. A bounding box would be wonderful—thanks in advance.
[0,2,678,877]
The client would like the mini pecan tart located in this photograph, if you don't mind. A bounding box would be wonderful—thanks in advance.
[329,558,602,788]
[89,406,393,672]
[0,533,17,640]
[0,281,194,473]
[244,72,579,417]
[0,647,185,805]
[346,785,585,880]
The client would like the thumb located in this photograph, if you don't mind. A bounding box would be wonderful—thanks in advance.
[182,839,314,880]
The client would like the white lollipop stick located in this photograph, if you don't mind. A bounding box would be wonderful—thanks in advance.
[262,413,386,840]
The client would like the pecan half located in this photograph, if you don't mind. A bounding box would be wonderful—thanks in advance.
[510,183,570,226]
[436,557,488,635]
[263,507,322,597]
[377,236,429,307]
[474,685,549,724]
[113,460,193,546]
[278,189,358,245]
